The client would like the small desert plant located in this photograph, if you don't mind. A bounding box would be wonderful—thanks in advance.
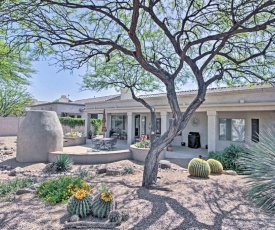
[52,154,74,172]
[78,169,89,178]
[123,166,135,175]
[207,159,223,174]
[108,210,122,223]
[37,176,91,205]
[0,177,33,202]
[67,189,93,218]
[188,158,210,178]
[239,125,275,213]
[134,135,150,148]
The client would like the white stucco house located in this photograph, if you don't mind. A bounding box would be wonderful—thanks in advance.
[84,84,275,153]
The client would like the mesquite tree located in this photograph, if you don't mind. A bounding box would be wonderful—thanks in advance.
[1,0,275,187]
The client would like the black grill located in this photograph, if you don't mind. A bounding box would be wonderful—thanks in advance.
[188,132,201,149]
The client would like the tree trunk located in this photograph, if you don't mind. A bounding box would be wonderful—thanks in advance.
[142,146,162,187]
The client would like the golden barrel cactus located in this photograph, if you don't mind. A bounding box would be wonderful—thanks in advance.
[207,158,223,174]
[188,158,211,178]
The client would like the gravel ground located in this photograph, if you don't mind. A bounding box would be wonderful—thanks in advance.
[0,136,274,230]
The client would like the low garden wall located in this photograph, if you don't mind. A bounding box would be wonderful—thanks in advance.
[63,137,87,147]
[130,145,165,163]
[48,150,132,164]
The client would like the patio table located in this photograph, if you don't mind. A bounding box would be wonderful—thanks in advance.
[94,137,115,150]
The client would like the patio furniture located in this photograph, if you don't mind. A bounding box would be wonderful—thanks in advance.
[91,138,101,150]
[95,137,116,151]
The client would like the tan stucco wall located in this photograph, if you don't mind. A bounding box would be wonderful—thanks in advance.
[0,117,25,136]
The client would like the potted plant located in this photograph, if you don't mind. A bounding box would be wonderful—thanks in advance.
[167,144,173,151]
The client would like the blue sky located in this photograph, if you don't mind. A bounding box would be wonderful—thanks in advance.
[28,60,117,102]
[28,60,198,102]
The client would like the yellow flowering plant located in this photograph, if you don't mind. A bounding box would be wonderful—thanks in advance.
[36,175,92,205]
[100,191,113,202]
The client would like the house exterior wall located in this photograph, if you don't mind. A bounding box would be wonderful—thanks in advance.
[216,111,275,151]
[85,86,275,151]
[31,103,84,117]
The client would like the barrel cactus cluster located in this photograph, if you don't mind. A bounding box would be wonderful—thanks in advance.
[66,182,128,224]
[188,157,223,178]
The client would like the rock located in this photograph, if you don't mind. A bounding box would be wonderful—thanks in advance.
[8,170,16,176]
[69,215,80,222]
[16,188,34,195]
[222,170,238,176]
[97,167,107,174]
[14,167,24,173]
[106,168,123,176]
[3,150,13,155]
[4,146,8,150]
[42,163,55,173]
[159,160,172,169]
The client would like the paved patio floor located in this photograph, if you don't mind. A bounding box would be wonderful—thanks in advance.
[63,139,208,159]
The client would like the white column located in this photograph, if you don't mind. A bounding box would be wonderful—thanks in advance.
[127,112,133,145]
[84,112,91,138]
[207,111,217,152]
[161,111,167,135]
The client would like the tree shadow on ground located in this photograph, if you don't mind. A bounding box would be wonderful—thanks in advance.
[0,157,47,168]
[114,179,275,230]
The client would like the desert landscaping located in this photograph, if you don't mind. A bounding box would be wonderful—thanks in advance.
[0,136,274,230]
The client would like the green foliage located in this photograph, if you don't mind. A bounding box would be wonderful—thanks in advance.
[90,118,102,135]
[59,117,102,135]
[78,169,89,179]
[207,159,223,174]
[108,210,122,223]
[123,166,135,175]
[0,177,33,202]
[239,126,275,213]
[0,80,34,117]
[59,117,85,129]
[0,40,34,85]
[188,158,211,178]
[91,193,116,218]
[209,144,245,173]
[134,135,150,148]
[36,176,89,205]
[52,154,74,172]
[67,192,93,218]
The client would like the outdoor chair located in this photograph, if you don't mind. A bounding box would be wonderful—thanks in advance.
[91,138,101,150]
[110,137,118,150]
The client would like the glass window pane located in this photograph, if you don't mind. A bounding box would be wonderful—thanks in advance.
[231,119,245,142]
[219,119,226,140]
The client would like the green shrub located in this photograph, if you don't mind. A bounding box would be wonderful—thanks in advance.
[36,176,91,205]
[78,169,89,178]
[90,118,102,135]
[0,177,33,202]
[123,166,135,175]
[239,126,275,213]
[209,144,245,173]
[53,154,74,172]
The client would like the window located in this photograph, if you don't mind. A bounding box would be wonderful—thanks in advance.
[251,119,259,142]
[111,115,126,131]
[219,119,245,142]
